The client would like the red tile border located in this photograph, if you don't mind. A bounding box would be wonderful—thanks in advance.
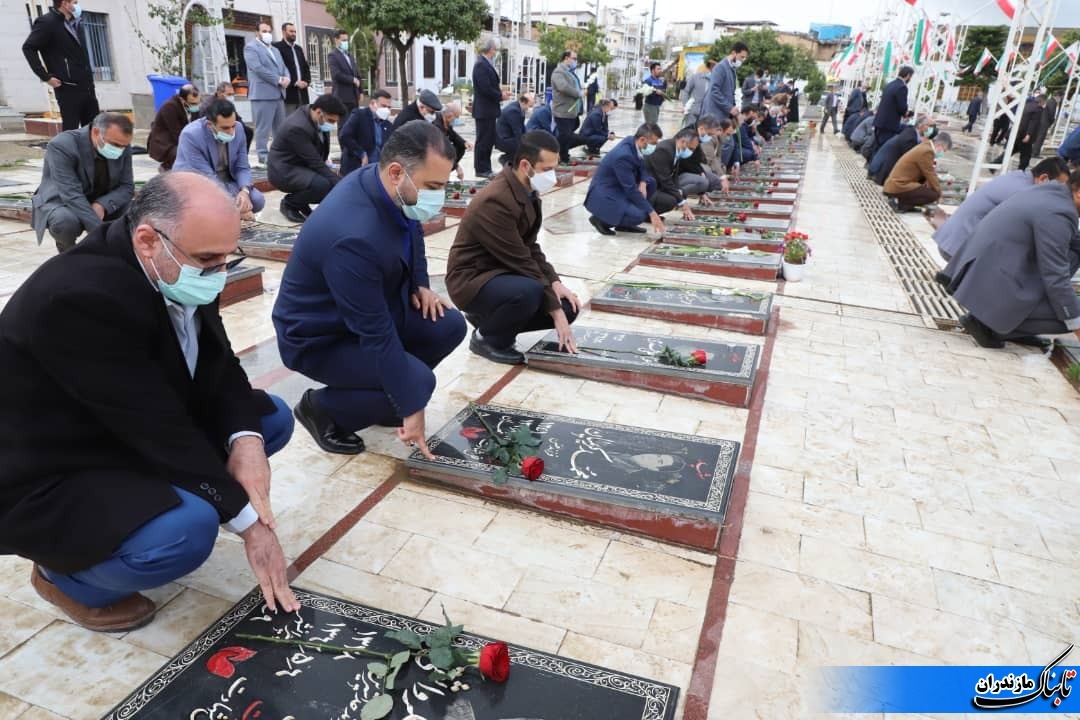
[681,307,780,720]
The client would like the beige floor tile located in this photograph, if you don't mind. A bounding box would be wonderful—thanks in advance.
[504,566,656,648]
[380,535,524,608]
[363,486,497,546]
[991,547,1080,597]
[797,623,935,666]
[0,692,29,718]
[0,597,53,658]
[470,511,611,578]
[120,589,234,658]
[0,622,167,720]
[558,631,691,695]
[13,707,69,720]
[416,594,566,654]
[175,536,257,602]
[706,655,802,720]
[864,518,998,582]
[716,602,798,672]
[297,558,431,617]
[742,491,865,548]
[592,540,714,608]
[799,536,938,608]
[322,520,412,575]
[612,533,717,566]
[932,569,1080,641]
[916,504,1051,559]
[803,473,920,525]
[734,523,801,573]
[747,464,804,500]
[640,600,705,664]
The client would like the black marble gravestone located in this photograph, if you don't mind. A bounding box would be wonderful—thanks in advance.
[709,190,798,203]
[673,215,791,232]
[524,325,759,406]
[0,195,32,222]
[701,202,793,217]
[662,226,785,253]
[639,243,782,281]
[590,282,773,334]
[239,223,299,262]
[102,587,680,720]
[407,404,739,547]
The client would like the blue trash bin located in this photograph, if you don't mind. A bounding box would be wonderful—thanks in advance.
[147,75,192,112]
[545,86,553,105]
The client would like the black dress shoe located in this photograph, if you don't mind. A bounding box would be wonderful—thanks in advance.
[279,201,308,224]
[933,271,951,289]
[589,215,616,236]
[1006,335,1052,350]
[614,224,646,233]
[293,389,365,455]
[959,314,1005,349]
[469,331,525,365]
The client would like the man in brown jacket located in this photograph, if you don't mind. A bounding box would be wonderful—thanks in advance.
[446,130,580,365]
[884,131,952,212]
[148,84,201,171]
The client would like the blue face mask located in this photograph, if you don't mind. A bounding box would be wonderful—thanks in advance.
[569,60,577,71]
[215,130,234,143]
[676,147,693,160]
[96,139,124,161]
[700,134,713,144]
[642,143,657,156]
[71,2,82,20]
[398,170,444,222]
[451,118,463,127]
[152,238,227,306]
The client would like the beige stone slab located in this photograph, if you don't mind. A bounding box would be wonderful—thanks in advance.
[640,600,705,664]
[933,569,1080,642]
[716,602,798,672]
[742,491,865,548]
[268,430,352,478]
[864,517,998,582]
[803,473,920,525]
[0,621,167,720]
[706,655,802,720]
[380,534,524,608]
[558,631,692,703]
[0,596,53,658]
[611,533,717,567]
[747,464,804,500]
[416,593,566,654]
[799,535,938,608]
[0,691,29,718]
[470,511,611,578]
[121,588,233,657]
[298,558,432,617]
[504,566,656,648]
[322,519,412,575]
[363,486,497,546]
[175,535,257,602]
[13,707,68,720]
[797,623,936,666]
[917,504,1051,559]
[734,523,801,573]
[592,540,714,609]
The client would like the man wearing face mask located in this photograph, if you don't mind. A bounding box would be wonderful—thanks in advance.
[586,123,666,236]
[0,172,298,631]
[268,95,348,223]
[884,131,952,213]
[328,29,363,114]
[339,89,395,176]
[273,121,465,455]
[579,99,617,155]
[677,114,728,201]
[645,127,700,221]
[22,0,100,131]
[243,22,290,167]
[174,99,264,220]
[148,84,201,172]
[472,36,507,179]
[32,112,134,254]
[702,42,749,122]
[551,49,585,163]
[274,23,311,115]
[869,113,934,186]
[434,101,472,181]
[392,89,443,131]
[447,131,579,364]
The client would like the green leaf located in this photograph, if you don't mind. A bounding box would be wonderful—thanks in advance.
[385,628,423,650]
[359,693,394,720]
[492,467,509,485]
[367,661,388,678]
[389,650,411,669]
[429,645,455,670]
[428,669,450,683]
[451,647,473,666]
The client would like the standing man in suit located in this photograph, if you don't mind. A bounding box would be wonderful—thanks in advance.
[585,123,666,236]
[681,60,715,127]
[944,171,1080,348]
[338,88,394,176]
[272,121,466,455]
[174,99,264,220]
[551,50,585,164]
[22,0,100,131]
[579,99,615,155]
[447,130,580,365]
[702,43,749,121]
[0,172,298,631]
[821,86,841,134]
[472,36,506,179]
[495,93,533,167]
[645,128,699,220]
[243,22,290,166]
[328,29,362,115]
[874,66,914,148]
[268,95,348,223]
[148,84,200,171]
[32,112,134,254]
[1002,95,1045,172]
[274,23,311,115]
[963,90,984,133]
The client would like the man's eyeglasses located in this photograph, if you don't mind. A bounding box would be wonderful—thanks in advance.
[153,227,246,276]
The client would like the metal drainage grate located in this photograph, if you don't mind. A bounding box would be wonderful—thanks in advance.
[834,146,965,329]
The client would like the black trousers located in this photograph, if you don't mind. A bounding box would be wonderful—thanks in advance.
[463,274,578,349]
[283,174,334,213]
[555,116,583,162]
[475,117,497,174]
[55,86,99,131]
[990,116,1010,145]
[652,190,681,215]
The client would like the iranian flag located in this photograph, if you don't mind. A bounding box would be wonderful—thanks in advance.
[1038,33,1061,65]
[1066,41,1080,64]
[903,0,917,5]
[945,27,956,60]
[975,47,995,74]
[846,32,864,65]
[996,50,1016,71]
[995,0,1015,20]
[913,16,931,65]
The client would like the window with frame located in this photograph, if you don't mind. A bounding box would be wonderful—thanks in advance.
[422,46,435,79]
[384,46,412,86]
[80,11,115,82]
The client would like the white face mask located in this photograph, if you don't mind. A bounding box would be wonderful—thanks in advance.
[529,167,558,193]
[424,111,437,123]
[732,59,743,68]
[375,106,391,120]
[260,32,273,44]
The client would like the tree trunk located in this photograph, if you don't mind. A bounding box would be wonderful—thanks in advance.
[390,36,414,105]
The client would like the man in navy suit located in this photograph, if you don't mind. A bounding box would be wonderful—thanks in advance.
[273,121,466,455]
[527,101,556,134]
[495,93,534,167]
[472,37,507,178]
[585,123,666,236]
[338,88,394,176]
[579,99,615,154]
[874,66,913,148]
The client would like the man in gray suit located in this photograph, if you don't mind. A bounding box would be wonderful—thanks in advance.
[32,112,134,254]
[681,60,715,127]
[702,42,748,122]
[944,170,1080,348]
[550,49,584,164]
[243,21,290,166]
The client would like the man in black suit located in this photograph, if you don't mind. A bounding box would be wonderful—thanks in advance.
[339,88,394,176]
[328,29,362,114]
[0,172,298,631]
[874,66,914,148]
[22,0,100,131]
[274,22,311,115]
[472,36,507,178]
[393,88,442,129]
[645,127,700,220]
[495,93,534,167]
[434,101,471,180]
[269,95,348,222]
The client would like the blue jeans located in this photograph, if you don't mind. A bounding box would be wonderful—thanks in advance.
[41,394,294,608]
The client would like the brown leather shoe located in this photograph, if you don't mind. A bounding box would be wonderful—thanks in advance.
[31,564,156,632]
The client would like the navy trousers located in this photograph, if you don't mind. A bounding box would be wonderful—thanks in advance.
[463,274,578,349]
[305,306,466,432]
[42,394,295,607]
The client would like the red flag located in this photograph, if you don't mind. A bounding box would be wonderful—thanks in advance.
[995,0,1015,20]
[904,0,917,5]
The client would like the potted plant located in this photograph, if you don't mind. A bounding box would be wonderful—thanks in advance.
[782,231,811,282]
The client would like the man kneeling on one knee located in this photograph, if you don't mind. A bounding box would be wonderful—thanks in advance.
[0,172,298,631]
[447,130,581,365]
[884,131,952,213]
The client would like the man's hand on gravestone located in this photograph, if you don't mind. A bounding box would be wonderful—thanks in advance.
[228,436,275,529]
[411,286,447,322]
[399,410,435,460]
[240,522,299,613]
[552,281,580,313]
[456,166,465,181]
[552,310,578,354]
[681,204,695,221]
[649,212,665,235]
[720,175,730,193]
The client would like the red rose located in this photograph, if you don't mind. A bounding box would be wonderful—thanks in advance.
[521,456,544,481]
[452,192,461,199]
[769,172,775,177]
[738,213,748,222]
[460,426,485,440]
[478,642,511,682]
[469,188,477,195]
[724,227,732,236]
[690,349,707,366]
[766,190,772,195]
[572,161,579,166]
[207,647,257,679]
[772,181,779,187]
[752,201,760,208]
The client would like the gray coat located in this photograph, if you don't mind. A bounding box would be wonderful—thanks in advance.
[702,57,737,120]
[243,39,287,101]
[946,181,1080,335]
[32,126,133,245]
[550,64,582,119]
[681,71,710,122]
[851,114,876,146]
[933,170,1034,259]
